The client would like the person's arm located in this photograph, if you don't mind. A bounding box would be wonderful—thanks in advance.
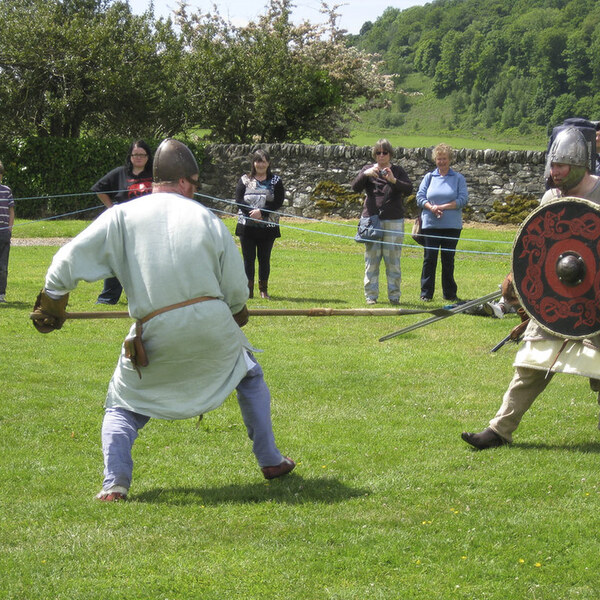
[351,166,374,192]
[416,173,432,209]
[235,178,251,215]
[8,205,14,230]
[97,193,114,209]
[387,165,413,195]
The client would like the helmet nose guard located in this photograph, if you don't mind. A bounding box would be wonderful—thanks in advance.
[153,138,199,184]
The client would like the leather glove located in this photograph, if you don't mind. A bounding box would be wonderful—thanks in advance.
[509,318,530,342]
[31,289,69,333]
[233,305,249,328]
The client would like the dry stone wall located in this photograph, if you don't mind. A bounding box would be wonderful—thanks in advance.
[198,143,547,222]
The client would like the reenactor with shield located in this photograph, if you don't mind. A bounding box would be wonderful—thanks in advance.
[462,127,600,449]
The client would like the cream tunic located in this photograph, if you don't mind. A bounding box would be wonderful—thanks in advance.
[45,192,254,419]
[513,183,600,377]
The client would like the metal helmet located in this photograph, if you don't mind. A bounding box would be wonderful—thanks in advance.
[153,138,199,184]
[545,127,589,191]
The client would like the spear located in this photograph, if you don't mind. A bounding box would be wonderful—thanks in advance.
[30,306,457,321]
[378,290,502,342]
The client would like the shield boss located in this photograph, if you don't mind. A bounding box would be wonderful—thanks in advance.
[512,197,600,339]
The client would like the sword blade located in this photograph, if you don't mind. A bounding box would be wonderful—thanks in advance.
[378,290,502,342]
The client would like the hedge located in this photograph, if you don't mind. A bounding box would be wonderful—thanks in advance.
[0,137,207,220]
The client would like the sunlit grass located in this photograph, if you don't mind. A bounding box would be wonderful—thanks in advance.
[2,219,600,599]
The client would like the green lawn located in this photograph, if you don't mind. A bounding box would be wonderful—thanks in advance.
[2,217,600,599]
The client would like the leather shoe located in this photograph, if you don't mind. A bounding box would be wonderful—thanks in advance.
[261,457,295,479]
[96,486,128,501]
[461,427,508,450]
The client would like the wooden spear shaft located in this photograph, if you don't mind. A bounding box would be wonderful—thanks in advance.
[30,307,451,320]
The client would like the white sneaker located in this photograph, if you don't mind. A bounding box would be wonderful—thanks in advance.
[0,294,5,303]
[484,301,504,319]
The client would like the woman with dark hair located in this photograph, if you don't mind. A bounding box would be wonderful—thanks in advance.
[235,149,284,299]
[352,139,413,305]
[92,140,154,304]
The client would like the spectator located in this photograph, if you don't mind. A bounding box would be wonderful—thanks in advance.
[416,143,468,302]
[352,139,413,305]
[235,150,284,300]
[0,160,15,303]
[92,140,154,305]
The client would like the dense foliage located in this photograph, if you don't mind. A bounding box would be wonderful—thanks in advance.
[174,1,392,143]
[354,0,600,133]
[0,0,390,143]
[0,137,205,219]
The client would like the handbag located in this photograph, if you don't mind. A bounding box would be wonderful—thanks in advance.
[412,213,425,246]
[355,214,383,243]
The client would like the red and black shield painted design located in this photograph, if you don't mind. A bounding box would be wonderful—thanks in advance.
[512,197,600,339]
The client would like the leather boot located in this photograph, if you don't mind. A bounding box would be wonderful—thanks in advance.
[461,427,509,450]
[259,280,270,299]
[248,280,254,299]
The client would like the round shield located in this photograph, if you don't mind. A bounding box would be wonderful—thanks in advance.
[512,197,600,339]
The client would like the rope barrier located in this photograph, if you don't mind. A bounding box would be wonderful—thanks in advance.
[5,188,514,256]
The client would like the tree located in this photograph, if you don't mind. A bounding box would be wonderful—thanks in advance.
[0,0,184,138]
[175,0,392,143]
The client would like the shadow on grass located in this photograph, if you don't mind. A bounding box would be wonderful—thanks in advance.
[513,441,600,453]
[2,301,32,309]
[133,475,368,505]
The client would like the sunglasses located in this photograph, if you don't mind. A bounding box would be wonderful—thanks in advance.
[375,151,389,155]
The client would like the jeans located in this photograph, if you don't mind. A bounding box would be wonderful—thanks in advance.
[97,277,123,304]
[363,219,404,302]
[100,353,283,491]
[0,234,10,295]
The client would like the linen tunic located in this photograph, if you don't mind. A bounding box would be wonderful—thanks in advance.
[45,192,254,419]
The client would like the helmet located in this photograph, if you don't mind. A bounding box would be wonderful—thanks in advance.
[545,127,589,191]
[153,138,199,184]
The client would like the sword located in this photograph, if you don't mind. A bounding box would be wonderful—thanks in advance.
[378,290,502,342]
[490,333,513,353]
[29,306,455,321]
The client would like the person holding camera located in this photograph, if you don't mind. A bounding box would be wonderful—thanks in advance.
[352,139,413,305]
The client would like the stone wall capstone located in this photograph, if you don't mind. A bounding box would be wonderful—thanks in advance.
[197,143,546,222]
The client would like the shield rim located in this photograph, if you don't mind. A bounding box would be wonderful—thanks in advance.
[511,196,600,340]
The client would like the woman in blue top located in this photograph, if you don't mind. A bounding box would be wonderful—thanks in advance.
[416,143,468,302]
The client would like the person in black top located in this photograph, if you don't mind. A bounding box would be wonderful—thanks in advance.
[234,150,284,300]
[352,139,413,305]
[92,140,153,304]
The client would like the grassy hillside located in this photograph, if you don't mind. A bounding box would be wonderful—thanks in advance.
[348,73,548,152]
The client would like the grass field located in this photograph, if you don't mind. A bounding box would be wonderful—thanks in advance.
[3,216,600,599]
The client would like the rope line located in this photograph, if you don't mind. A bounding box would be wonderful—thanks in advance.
[6,188,513,256]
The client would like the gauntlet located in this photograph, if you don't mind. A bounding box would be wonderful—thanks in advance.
[31,289,69,333]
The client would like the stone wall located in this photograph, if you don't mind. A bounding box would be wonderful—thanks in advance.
[198,143,547,222]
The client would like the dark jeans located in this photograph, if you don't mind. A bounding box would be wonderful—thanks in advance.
[420,228,461,300]
[0,234,10,295]
[97,276,123,304]
[239,236,276,282]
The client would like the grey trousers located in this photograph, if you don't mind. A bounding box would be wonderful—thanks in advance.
[100,355,284,492]
[489,367,600,442]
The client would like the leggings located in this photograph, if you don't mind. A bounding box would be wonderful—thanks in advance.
[239,235,276,281]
